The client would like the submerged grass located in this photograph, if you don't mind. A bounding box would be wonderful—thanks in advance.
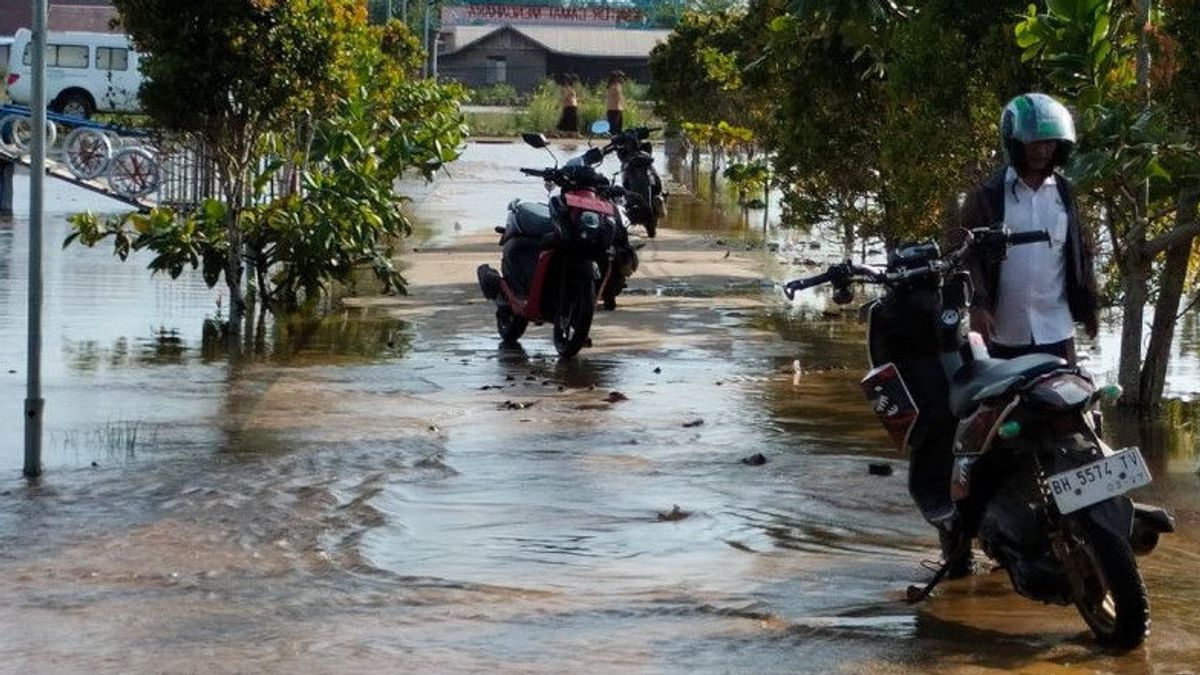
[52,419,159,460]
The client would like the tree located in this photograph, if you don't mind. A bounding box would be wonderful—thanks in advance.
[69,1,466,328]
[1017,0,1200,410]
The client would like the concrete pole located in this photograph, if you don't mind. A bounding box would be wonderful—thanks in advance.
[25,0,47,479]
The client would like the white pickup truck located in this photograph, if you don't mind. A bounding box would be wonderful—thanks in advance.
[5,28,143,118]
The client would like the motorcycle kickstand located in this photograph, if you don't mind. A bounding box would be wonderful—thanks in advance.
[905,540,968,604]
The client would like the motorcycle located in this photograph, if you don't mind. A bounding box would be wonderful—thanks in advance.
[598,123,665,238]
[476,131,637,358]
[784,227,1174,648]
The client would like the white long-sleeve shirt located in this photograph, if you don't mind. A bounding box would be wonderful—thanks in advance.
[992,167,1075,347]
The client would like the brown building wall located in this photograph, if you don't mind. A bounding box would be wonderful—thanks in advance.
[2,2,118,36]
[439,28,548,93]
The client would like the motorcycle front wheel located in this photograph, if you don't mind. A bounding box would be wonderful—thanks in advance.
[496,305,528,344]
[1068,516,1150,649]
[552,273,595,358]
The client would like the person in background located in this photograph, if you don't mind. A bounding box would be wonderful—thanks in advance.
[557,73,579,137]
[605,70,626,134]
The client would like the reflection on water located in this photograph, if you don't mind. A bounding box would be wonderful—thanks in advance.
[1,149,1199,674]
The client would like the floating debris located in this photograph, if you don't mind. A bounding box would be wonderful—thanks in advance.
[741,453,768,466]
[682,419,704,428]
[868,462,894,477]
[605,391,628,403]
[500,400,536,411]
[657,505,690,521]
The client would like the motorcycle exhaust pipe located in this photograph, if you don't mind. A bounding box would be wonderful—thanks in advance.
[1130,502,1175,555]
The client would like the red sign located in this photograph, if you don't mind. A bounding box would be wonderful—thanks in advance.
[442,4,648,27]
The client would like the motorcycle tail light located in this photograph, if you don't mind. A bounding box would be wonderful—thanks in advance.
[1026,373,1093,411]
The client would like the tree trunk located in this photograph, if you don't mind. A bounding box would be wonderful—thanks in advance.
[1139,190,1199,412]
[1118,250,1151,404]
[224,212,245,333]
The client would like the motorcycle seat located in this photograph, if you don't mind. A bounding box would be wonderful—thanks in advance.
[949,353,1067,417]
[511,202,556,238]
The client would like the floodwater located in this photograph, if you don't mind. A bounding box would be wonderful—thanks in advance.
[0,143,1198,674]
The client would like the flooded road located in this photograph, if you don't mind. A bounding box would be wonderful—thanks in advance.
[1,143,1199,674]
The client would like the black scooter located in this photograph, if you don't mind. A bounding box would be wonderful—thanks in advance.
[602,125,665,238]
[785,227,1174,649]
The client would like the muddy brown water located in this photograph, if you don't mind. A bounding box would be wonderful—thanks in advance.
[1,143,1199,674]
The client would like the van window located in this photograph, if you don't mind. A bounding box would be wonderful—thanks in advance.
[22,43,90,69]
[1,46,11,70]
[96,47,128,71]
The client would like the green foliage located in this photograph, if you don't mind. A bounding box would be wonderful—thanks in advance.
[648,0,1038,244]
[468,83,523,106]
[73,1,467,312]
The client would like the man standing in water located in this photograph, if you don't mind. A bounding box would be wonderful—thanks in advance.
[930,92,1100,576]
[955,92,1099,362]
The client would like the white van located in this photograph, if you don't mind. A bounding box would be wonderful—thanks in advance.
[5,28,143,118]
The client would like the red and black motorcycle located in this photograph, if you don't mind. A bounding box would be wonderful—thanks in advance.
[476,133,636,358]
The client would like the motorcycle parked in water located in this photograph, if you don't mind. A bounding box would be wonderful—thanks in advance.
[784,227,1174,648]
[476,131,637,358]
[602,125,665,238]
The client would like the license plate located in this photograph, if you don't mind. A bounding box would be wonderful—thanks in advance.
[1046,448,1152,514]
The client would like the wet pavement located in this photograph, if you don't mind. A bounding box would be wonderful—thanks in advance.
[1,143,1199,674]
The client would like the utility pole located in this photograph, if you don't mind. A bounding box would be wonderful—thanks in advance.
[422,0,432,78]
[25,0,48,479]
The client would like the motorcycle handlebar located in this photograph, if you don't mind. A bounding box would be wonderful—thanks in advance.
[520,167,548,177]
[784,269,836,300]
[784,261,888,300]
[1008,229,1051,246]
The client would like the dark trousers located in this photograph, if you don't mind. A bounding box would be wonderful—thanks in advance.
[606,109,623,134]
[989,338,1076,364]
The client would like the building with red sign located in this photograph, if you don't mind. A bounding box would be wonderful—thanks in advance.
[436,3,670,92]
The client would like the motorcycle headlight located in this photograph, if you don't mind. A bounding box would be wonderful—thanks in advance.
[579,212,601,229]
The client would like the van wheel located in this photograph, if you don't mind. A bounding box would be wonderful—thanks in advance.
[53,91,95,119]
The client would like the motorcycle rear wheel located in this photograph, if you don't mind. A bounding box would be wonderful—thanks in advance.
[496,305,528,344]
[552,274,595,358]
[1069,517,1150,649]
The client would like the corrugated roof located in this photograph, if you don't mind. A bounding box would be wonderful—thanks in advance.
[445,24,670,58]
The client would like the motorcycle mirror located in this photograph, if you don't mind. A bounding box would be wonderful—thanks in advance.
[833,285,855,305]
[522,132,549,149]
[590,120,611,136]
